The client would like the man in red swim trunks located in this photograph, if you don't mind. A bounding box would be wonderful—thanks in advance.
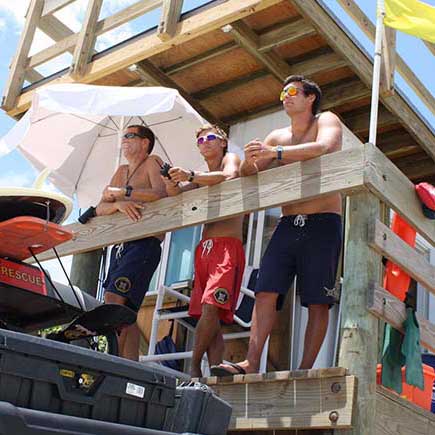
[163,124,245,378]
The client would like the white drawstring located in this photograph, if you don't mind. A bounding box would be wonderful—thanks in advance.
[293,214,307,227]
[201,239,214,256]
[115,243,124,259]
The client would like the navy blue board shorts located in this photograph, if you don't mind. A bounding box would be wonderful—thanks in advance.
[255,213,342,309]
[103,237,162,311]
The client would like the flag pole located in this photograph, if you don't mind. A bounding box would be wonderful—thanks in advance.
[369,0,385,146]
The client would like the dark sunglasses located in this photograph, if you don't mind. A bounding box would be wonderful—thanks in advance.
[197,133,224,145]
[123,132,145,139]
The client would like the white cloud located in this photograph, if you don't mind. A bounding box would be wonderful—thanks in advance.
[0,170,35,187]
[0,0,29,30]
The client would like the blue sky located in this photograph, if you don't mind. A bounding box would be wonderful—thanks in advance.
[0,0,434,195]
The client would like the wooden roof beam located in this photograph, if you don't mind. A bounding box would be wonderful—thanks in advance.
[70,0,103,78]
[293,0,435,162]
[222,20,291,82]
[164,18,316,75]
[134,59,226,129]
[2,0,44,111]
[258,18,317,52]
[158,0,183,41]
[192,52,347,101]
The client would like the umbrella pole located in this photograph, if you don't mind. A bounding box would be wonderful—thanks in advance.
[116,116,125,167]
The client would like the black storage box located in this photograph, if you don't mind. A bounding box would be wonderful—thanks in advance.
[163,382,232,435]
[0,329,175,429]
[0,401,180,435]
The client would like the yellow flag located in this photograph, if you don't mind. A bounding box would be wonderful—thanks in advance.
[384,0,435,43]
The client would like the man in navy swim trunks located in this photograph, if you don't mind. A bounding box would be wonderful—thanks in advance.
[96,125,166,360]
[216,75,343,375]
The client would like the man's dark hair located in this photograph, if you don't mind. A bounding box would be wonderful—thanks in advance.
[283,75,322,115]
[127,125,155,154]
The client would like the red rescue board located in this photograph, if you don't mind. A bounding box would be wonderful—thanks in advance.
[0,216,73,261]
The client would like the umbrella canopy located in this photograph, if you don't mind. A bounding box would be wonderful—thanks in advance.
[0,84,207,208]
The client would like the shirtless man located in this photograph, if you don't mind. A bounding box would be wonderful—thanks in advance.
[163,124,244,378]
[216,75,343,375]
[97,125,166,361]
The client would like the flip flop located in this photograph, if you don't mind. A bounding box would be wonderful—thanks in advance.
[210,362,246,377]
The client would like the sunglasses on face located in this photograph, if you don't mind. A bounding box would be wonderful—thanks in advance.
[123,132,145,139]
[196,133,224,145]
[280,85,304,101]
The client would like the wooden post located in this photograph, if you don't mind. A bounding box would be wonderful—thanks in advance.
[338,192,381,434]
[158,0,183,41]
[70,0,103,78]
[70,249,103,298]
[380,26,396,96]
[2,0,44,110]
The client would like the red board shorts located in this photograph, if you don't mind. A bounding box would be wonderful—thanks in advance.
[188,237,245,324]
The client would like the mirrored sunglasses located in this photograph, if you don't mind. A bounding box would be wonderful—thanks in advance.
[123,132,145,139]
[280,85,303,101]
[196,133,224,145]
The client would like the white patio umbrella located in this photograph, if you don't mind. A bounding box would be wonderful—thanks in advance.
[0,84,207,208]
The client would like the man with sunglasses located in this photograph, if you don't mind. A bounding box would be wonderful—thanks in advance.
[162,124,245,378]
[96,125,167,360]
[214,75,343,376]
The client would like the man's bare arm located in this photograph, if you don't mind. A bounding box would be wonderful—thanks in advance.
[240,134,277,176]
[167,153,241,187]
[262,112,342,162]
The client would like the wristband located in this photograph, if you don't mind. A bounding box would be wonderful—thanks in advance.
[276,145,283,161]
[187,170,195,182]
[125,185,133,197]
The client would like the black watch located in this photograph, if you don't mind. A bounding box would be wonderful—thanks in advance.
[125,185,133,197]
[187,170,195,182]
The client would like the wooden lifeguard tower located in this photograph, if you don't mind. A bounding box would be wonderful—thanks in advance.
[2,1,435,434]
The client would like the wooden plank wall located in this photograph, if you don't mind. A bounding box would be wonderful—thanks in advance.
[199,368,356,431]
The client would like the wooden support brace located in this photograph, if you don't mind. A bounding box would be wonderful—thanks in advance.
[2,0,44,111]
[222,20,291,82]
[158,0,183,41]
[134,59,225,129]
[42,0,77,16]
[380,26,396,96]
[424,41,435,57]
[71,0,103,79]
